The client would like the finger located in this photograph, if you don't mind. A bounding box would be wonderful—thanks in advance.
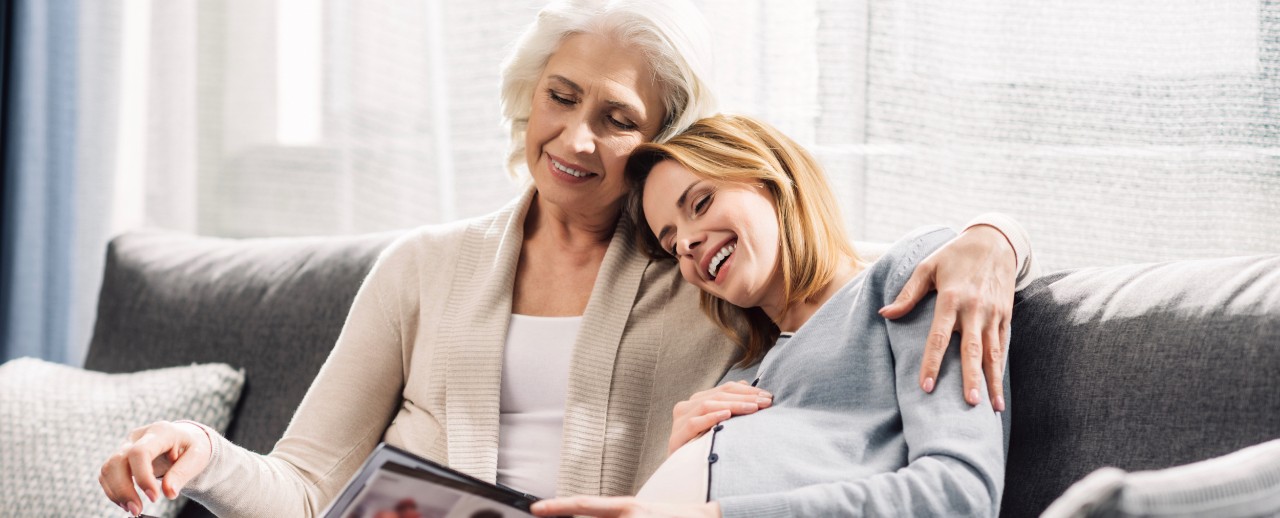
[960,316,986,407]
[697,399,759,416]
[999,317,1011,357]
[670,409,732,455]
[126,433,170,503]
[99,456,127,512]
[983,322,1005,412]
[691,392,771,407]
[717,381,771,396]
[532,496,631,517]
[161,443,200,499]
[102,450,142,515]
[693,382,770,399]
[879,261,936,319]
[917,299,957,393]
[689,409,733,431]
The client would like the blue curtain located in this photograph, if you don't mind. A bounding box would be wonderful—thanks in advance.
[0,0,79,364]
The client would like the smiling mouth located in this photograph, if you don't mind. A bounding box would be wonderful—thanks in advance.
[709,240,736,280]
[550,155,595,178]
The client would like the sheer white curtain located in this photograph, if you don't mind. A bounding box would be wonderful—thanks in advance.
[860,0,1280,270]
[78,0,864,238]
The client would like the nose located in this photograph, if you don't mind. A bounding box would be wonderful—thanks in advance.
[562,113,596,155]
[675,231,705,258]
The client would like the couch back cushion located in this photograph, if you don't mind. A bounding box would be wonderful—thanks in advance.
[1002,254,1280,517]
[84,230,398,455]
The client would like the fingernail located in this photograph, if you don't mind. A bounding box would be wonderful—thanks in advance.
[756,397,771,405]
[922,377,935,393]
[127,501,141,516]
[995,395,1006,412]
[145,489,157,502]
[759,391,772,398]
[968,388,980,405]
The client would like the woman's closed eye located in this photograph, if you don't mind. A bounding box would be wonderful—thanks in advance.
[608,115,638,131]
[548,89,575,106]
[693,193,712,214]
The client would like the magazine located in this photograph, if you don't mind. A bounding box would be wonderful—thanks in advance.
[321,443,563,518]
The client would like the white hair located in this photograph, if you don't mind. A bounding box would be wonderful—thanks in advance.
[499,0,719,177]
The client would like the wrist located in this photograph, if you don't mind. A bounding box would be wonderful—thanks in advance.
[963,223,1017,267]
[173,420,213,455]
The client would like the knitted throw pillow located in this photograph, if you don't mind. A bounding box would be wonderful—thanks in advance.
[0,358,244,518]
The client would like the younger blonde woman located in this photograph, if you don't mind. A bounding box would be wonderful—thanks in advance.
[534,115,1007,517]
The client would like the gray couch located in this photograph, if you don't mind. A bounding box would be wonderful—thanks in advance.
[84,230,1280,517]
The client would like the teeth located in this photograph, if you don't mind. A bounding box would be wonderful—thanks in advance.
[553,159,589,178]
[708,242,736,279]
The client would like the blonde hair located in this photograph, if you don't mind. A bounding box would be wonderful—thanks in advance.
[625,115,862,366]
[499,0,719,177]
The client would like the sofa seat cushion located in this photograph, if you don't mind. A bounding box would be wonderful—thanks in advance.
[0,358,244,518]
[1002,254,1280,517]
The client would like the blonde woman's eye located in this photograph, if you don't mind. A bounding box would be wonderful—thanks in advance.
[693,194,711,214]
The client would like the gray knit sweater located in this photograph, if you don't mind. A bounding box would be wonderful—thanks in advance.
[711,226,1007,518]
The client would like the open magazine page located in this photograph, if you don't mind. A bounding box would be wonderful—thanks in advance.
[323,444,546,518]
[342,465,533,518]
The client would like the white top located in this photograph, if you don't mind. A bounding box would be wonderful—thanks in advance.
[496,314,581,498]
[636,430,715,503]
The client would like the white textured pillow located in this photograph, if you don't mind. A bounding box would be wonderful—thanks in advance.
[1042,438,1280,518]
[0,357,244,518]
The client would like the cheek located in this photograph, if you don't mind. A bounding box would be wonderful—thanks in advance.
[678,260,702,286]
[603,135,643,171]
[526,103,550,143]
[750,206,783,259]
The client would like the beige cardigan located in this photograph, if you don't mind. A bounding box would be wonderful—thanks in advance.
[183,186,1035,517]
[184,187,740,517]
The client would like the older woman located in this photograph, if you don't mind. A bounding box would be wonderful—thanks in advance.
[98,1,1034,516]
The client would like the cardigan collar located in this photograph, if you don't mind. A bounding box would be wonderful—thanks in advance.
[441,183,650,496]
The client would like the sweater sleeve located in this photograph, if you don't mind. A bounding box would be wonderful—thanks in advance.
[716,228,1007,518]
[964,212,1041,291]
[179,238,416,518]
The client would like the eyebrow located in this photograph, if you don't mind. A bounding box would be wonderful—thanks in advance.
[655,181,699,248]
[548,75,642,115]
[548,75,582,94]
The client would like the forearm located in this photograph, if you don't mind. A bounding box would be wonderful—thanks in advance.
[182,247,410,516]
[716,454,998,518]
[182,430,333,518]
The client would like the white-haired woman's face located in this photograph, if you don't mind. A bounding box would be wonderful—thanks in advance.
[525,32,666,218]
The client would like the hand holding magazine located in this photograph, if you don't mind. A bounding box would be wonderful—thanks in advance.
[322,443,565,518]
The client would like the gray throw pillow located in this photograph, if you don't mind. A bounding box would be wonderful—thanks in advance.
[1042,438,1280,518]
[0,358,244,518]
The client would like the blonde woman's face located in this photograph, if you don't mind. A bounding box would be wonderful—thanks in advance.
[525,33,665,218]
[643,160,784,309]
